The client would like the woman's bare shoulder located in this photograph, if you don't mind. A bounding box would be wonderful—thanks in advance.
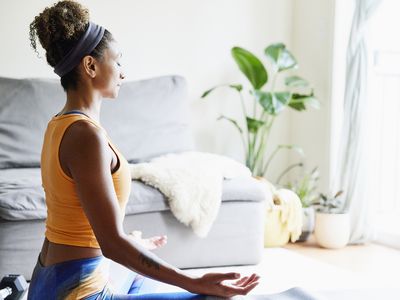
[59,120,111,176]
[65,120,105,140]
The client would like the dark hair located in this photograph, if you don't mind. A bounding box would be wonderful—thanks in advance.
[29,0,113,91]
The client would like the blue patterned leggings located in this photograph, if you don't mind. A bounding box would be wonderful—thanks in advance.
[27,255,205,299]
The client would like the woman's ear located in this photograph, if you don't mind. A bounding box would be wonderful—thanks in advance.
[82,55,97,78]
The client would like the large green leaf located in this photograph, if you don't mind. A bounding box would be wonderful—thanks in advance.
[231,47,268,89]
[254,90,291,115]
[254,91,274,114]
[264,43,298,72]
[289,93,320,111]
[288,97,306,111]
[285,76,309,87]
[246,117,265,134]
[275,92,291,106]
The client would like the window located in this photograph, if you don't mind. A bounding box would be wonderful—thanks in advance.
[367,0,400,248]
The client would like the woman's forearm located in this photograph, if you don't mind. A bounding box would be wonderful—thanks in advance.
[103,234,197,292]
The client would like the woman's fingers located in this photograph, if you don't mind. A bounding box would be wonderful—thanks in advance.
[129,230,142,239]
[147,235,167,249]
[129,232,168,250]
[212,272,259,286]
[198,272,260,297]
[150,235,167,245]
[233,276,249,286]
[233,273,259,287]
[243,281,259,293]
[241,281,259,295]
[247,274,260,287]
[223,281,259,296]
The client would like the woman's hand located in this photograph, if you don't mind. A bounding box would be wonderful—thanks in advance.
[128,230,167,250]
[188,272,260,297]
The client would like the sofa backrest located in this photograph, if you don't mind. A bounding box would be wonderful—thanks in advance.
[101,75,194,163]
[0,75,194,169]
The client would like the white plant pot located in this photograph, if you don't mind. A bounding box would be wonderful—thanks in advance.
[314,212,350,249]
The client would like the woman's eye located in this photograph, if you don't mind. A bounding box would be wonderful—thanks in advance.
[117,62,122,67]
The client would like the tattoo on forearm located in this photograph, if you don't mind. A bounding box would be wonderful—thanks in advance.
[138,254,160,270]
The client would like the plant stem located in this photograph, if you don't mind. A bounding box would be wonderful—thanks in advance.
[238,91,251,165]
[275,162,303,185]
[270,70,280,102]
[271,72,278,92]
[259,111,271,168]
[249,90,258,170]
[252,117,274,176]
[238,91,248,118]
[255,71,279,176]
[250,133,257,171]
[253,92,257,121]
[236,125,248,161]
[262,145,282,177]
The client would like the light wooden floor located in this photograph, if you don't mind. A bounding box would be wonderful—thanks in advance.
[284,235,400,289]
[153,236,400,297]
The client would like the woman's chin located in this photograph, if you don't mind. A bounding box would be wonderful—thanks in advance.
[103,91,119,99]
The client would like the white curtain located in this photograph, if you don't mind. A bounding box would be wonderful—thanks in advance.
[332,0,382,244]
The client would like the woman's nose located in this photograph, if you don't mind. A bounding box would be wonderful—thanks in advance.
[120,71,125,80]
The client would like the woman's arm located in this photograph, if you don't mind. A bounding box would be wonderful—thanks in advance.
[62,121,259,297]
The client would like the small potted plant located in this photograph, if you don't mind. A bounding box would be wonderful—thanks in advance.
[312,190,350,249]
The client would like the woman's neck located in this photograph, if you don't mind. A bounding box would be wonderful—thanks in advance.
[62,87,102,123]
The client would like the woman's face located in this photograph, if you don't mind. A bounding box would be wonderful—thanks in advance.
[94,40,125,99]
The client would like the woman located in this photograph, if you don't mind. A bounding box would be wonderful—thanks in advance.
[27,1,259,299]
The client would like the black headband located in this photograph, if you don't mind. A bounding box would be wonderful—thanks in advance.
[54,22,105,77]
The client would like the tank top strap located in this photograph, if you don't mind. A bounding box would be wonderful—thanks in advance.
[53,112,105,135]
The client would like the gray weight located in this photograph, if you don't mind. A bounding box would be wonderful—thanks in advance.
[0,275,28,300]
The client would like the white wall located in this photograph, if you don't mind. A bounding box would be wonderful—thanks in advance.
[0,0,336,185]
[289,0,336,191]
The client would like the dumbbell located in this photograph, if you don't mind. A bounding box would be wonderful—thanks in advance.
[0,275,27,300]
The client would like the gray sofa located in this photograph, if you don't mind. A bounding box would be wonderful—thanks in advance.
[0,75,266,280]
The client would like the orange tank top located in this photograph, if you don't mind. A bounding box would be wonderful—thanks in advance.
[41,113,131,248]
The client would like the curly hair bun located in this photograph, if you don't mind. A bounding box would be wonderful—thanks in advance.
[29,0,90,67]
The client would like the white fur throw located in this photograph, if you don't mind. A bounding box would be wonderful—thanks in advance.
[129,151,252,237]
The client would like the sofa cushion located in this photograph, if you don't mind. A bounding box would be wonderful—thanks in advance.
[0,168,266,221]
[0,75,194,169]
[124,176,267,216]
[0,77,63,169]
[101,75,194,163]
[0,168,46,220]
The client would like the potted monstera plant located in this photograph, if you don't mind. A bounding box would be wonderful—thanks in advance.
[202,43,320,247]
[313,190,350,249]
[201,43,320,178]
